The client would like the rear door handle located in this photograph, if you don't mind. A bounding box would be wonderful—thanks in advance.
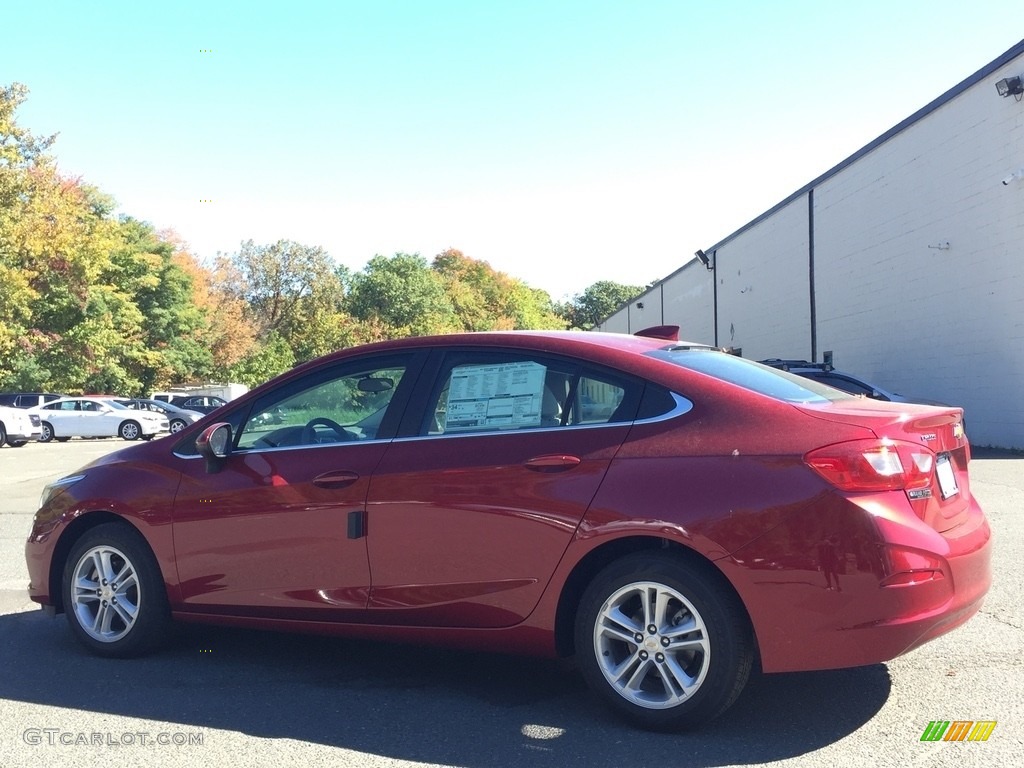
[313,470,360,489]
[524,454,582,472]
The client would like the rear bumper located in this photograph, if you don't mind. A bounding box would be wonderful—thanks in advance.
[720,491,991,673]
[4,429,41,442]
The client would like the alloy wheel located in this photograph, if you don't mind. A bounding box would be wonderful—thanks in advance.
[70,545,140,643]
[593,581,711,709]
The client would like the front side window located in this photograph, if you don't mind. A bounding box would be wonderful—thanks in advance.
[236,361,410,451]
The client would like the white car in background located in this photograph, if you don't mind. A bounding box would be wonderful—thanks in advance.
[0,405,42,447]
[29,397,169,442]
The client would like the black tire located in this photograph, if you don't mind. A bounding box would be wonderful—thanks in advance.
[61,523,172,657]
[119,420,142,440]
[39,422,55,443]
[140,433,155,441]
[55,437,71,443]
[0,422,6,447]
[8,440,27,447]
[169,419,187,433]
[574,552,754,731]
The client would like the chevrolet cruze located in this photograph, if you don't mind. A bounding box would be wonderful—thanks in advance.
[25,329,990,730]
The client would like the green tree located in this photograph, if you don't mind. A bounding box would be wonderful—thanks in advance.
[227,332,296,388]
[107,218,212,392]
[563,280,647,329]
[432,248,562,331]
[220,239,353,364]
[347,252,457,336]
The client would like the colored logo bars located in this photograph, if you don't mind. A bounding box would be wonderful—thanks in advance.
[920,721,996,742]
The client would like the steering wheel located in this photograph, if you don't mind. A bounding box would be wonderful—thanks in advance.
[300,417,352,445]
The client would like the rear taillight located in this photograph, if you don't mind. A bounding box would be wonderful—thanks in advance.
[805,439,936,493]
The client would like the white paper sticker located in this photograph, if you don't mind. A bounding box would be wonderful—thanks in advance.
[935,454,959,499]
[444,362,547,431]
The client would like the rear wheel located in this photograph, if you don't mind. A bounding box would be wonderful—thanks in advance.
[119,420,141,440]
[61,523,171,657]
[9,440,27,447]
[574,552,754,731]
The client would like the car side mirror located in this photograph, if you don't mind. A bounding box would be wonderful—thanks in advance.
[196,423,233,474]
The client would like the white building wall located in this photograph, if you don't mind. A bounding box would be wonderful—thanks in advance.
[594,42,1024,448]
[814,57,1024,447]
[596,262,716,342]
[663,263,715,343]
[714,197,812,359]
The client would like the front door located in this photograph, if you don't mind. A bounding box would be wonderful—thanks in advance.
[171,353,419,621]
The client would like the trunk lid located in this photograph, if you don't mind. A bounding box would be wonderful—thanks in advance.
[798,400,970,533]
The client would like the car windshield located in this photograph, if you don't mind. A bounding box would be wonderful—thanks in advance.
[647,348,853,404]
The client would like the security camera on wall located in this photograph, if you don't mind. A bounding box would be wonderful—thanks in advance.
[1002,170,1023,186]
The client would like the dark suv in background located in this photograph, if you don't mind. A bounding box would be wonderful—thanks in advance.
[757,359,951,407]
[152,394,228,414]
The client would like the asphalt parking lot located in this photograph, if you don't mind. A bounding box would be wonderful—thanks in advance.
[0,438,1021,768]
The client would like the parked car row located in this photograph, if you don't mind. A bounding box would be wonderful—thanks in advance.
[0,393,210,445]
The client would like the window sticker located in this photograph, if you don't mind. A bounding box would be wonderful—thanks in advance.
[445,362,547,431]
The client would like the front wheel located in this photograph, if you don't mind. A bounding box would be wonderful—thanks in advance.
[119,420,141,440]
[61,523,172,657]
[574,552,754,731]
[169,419,187,433]
[39,422,55,443]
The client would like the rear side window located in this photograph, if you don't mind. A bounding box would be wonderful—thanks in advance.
[420,352,641,436]
[648,349,852,404]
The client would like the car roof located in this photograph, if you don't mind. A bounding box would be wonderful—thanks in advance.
[285,331,682,379]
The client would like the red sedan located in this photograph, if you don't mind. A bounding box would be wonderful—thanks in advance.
[25,330,990,730]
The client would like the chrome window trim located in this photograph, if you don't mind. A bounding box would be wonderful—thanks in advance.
[172,434,395,460]
[171,393,693,457]
[393,391,693,444]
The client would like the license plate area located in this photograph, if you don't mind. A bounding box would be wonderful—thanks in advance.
[935,453,959,500]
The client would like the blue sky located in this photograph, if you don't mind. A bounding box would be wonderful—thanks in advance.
[4,1,1021,299]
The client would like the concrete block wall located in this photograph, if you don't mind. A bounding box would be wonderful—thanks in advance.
[663,263,715,343]
[714,196,812,359]
[594,43,1024,448]
[815,58,1024,446]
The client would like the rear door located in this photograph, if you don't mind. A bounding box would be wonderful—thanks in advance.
[365,349,642,627]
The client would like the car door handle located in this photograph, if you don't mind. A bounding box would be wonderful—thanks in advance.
[313,470,360,489]
[524,454,582,472]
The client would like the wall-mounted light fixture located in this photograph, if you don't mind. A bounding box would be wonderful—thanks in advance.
[996,75,1023,100]
[694,249,712,270]
[636,301,645,309]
